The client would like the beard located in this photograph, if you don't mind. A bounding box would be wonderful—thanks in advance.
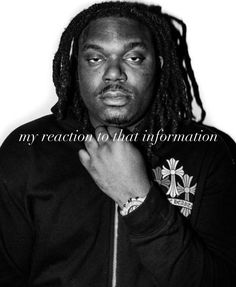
[104,115,131,127]
[99,106,134,127]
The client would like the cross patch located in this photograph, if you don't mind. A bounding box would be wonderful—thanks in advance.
[152,158,197,217]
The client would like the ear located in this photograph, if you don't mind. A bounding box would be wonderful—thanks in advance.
[159,56,164,68]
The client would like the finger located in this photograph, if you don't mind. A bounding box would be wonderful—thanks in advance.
[107,126,122,140]
[95,126,110,144]
[78,149,90,169]
[84,134,98,155]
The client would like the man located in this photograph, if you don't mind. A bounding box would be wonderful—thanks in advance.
[0,2,236,286]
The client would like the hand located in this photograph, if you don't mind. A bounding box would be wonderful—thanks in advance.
[78,126,150,208]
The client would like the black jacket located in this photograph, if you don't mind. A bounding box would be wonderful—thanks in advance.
[0,114,236,287]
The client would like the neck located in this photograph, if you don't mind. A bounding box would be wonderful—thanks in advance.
[88,115,146,133]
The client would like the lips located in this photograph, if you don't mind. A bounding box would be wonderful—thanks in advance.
[99,91,131,106]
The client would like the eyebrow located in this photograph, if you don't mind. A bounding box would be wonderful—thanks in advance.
[81,41,148,52]
[82,44,104,52]
[125,42,148,50]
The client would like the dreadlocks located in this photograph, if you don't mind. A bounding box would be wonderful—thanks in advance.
[53,1,206,141]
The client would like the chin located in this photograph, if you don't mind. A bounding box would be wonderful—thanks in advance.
[101,108,134,127]
[104,117,131,127]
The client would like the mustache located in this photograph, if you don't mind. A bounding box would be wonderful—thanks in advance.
[98,84,133,97]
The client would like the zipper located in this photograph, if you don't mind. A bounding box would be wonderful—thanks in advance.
[111,203,119,287]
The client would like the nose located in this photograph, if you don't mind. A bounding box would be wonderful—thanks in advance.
[102,59,127,83]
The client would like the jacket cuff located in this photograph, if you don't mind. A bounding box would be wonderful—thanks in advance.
[121,182,171,235]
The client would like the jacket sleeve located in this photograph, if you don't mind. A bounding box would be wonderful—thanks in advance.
[0,131,34,286]
[0,176,34,286]
[122,139,236,287]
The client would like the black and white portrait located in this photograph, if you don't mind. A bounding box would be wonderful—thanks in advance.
[0,1,236,286]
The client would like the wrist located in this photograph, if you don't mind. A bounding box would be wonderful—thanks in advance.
[120,195,147,216]
[115,179,151,208]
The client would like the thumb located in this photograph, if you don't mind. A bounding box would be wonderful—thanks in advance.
[78,149,90,169]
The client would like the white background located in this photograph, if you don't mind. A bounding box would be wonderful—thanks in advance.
[0,0,235,145]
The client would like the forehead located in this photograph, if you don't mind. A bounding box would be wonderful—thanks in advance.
[79,17,154,46]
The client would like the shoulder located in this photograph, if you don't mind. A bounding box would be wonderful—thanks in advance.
[0,114,58,182]
[179,121,236,170]
[2,114,60,139]
[156,121,235,177]
[0,114,58,156]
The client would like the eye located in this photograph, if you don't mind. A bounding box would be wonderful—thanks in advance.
[87,57,104,66]
[125,56,145,64]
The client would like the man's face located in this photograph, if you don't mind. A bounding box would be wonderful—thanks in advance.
[77,17,156,128]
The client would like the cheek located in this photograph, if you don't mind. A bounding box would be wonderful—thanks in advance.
[78,72,95,93]
[128,72,156,95]
[77,70,103,110]
[127,64,156,91]
[142,64,157,85]
[77,62,102,94]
